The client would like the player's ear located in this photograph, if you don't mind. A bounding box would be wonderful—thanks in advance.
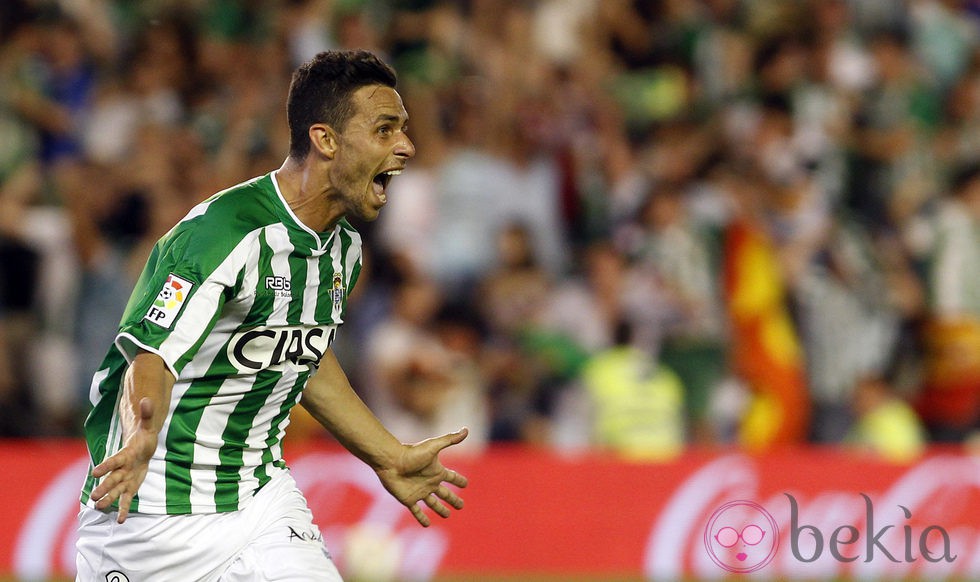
[309,124,338,160]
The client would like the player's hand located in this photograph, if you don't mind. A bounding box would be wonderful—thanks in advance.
[90,397,158,524]
[375,428,469,527]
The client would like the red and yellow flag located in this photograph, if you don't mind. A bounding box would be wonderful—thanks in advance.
[723,220,809,449]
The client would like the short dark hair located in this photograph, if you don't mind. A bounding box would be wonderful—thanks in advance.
[286,50,397,159]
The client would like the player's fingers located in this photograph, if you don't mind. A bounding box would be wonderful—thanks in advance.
[91,454,125,478]
[94,483,124,510]
[435,484,464,510]
[427,428,469,453]
[425,493,451,519]
[409,503,431,528]
[443,468,468,489]
[116,492,133,524]
[90,470,125,501]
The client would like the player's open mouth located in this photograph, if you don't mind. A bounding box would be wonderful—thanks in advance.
[373,169,401,191]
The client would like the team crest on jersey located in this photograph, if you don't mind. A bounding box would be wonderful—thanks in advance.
[144,273,193,329]
[331,274,345,309]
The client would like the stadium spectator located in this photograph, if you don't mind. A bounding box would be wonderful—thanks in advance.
[553,319,686,460]
[793,217,921,444]
[633,184,729,443]
[914,163,980,442]
[848,374,927,463]
[477,221,552,339]
[364,275,489,453]
[473,222,558,445]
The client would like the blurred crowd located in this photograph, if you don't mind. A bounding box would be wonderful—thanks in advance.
[1,0,979,464]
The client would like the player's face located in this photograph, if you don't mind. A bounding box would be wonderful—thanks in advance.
[330,84,415,222]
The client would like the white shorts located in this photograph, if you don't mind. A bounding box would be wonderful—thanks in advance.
[76,469,342,582]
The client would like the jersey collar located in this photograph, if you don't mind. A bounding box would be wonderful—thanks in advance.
[269,171,335,254]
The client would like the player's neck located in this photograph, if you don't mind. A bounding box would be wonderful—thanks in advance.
[274,157,343,233]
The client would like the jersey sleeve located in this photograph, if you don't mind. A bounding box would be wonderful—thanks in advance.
[115,222,243,379]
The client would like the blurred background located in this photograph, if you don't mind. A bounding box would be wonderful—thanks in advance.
[5,1,980,580]
[2,0,980,465]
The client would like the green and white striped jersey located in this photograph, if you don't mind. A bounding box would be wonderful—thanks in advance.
[80,172,362,514]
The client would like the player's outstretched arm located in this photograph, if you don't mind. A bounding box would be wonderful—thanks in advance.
[301,349,469,527]
[90,351,174,523]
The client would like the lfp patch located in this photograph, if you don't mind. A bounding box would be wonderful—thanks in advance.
[145,273,193,328]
